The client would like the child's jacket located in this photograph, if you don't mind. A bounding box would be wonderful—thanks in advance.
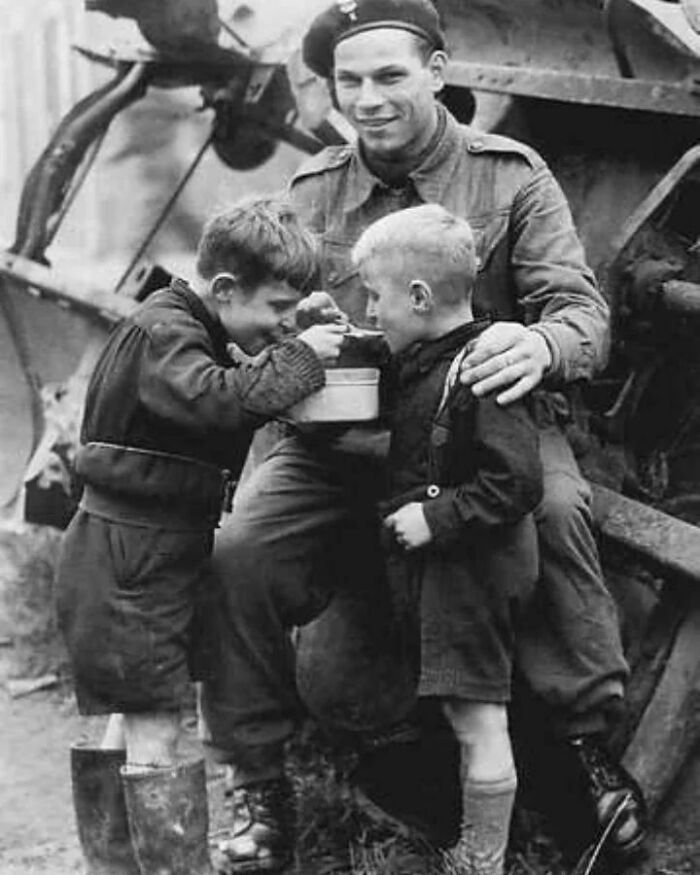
[76,279,324,529]
[384,320,543,601]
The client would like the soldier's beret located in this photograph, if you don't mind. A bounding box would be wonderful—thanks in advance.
[302,0,445,79]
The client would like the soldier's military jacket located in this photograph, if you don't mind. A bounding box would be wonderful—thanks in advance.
[289,107,608,385]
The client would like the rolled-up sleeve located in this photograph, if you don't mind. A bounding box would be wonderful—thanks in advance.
[510,165,610,383]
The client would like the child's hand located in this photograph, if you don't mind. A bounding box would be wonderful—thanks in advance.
[296,291,349,329]
[384,502,432,550]
[298,323,347,364]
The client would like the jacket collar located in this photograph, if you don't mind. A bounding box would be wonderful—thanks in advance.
[169,278,232,360]
[395,318,491,381]
[342,106,464,215]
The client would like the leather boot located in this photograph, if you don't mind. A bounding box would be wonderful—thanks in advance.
[566,736,647,860]
[70,745,140,875]
[121,759,215,875]
[219,776,295,873]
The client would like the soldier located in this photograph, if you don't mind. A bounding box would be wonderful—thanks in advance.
[204,2,646,872]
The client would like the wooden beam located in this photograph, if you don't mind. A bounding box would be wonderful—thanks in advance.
[622,606,700,814]
[0,250,137,325]
[592,484,700,814]
[591,482,700,583]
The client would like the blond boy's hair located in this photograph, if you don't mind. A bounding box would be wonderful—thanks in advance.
[352,204,478,306]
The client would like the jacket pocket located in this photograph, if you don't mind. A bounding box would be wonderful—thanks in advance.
[321,235,367,325]
[321,235,358,288]
[470,211,509,273]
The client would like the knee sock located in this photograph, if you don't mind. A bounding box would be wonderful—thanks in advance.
[447,772,517,875]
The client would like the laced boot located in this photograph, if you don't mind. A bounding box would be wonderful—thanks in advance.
[70,746,140,875]
[218,777,294,873]
[567,736,647,860]
[121,759,215,875]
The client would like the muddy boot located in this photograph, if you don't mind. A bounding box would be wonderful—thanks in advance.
[70,745,140,875]
[121,759,215,875]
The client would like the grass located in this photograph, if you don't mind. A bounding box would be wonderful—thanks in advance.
[287,724,569,875]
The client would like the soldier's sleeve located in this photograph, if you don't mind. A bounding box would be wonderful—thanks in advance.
[421,395,543,546]
[510,163,610,382]
[138,311,325,432]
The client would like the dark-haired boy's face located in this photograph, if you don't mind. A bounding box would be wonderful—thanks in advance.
[217,278,302,354]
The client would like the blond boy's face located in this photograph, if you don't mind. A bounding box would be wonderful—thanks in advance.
[361,254,423,353]
[215,277,301,355]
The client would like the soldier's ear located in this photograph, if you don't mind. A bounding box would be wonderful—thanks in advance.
[408,279,433,313]
[427,50,447,93]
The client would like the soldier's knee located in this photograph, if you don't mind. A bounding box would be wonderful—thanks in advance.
[537,472,592,542]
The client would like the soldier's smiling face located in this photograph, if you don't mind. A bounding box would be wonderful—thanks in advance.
[333,28,446,161]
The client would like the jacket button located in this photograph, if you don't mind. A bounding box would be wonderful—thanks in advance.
[469,140,484,153]
[427,484,441,498]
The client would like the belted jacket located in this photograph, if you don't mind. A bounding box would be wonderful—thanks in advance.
[75,279,324,527]
[383,321,543,546]
[381,321,542,606]
[289,107,609,385]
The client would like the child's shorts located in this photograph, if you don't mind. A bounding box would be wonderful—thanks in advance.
[389,516,539,703]
[56,509,214,714]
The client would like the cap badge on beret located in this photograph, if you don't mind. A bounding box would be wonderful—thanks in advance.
[337,0,359,22]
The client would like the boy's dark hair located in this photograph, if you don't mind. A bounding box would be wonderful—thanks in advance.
[196,196,318,292]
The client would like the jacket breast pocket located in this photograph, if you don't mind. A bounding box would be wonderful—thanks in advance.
[470,211,510,274]
[469,210,514,320]
[321,235,367,325]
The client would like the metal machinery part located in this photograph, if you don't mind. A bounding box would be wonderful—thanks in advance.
[1,62,151,498]
[2,0,700,863]
[0,4,331,505]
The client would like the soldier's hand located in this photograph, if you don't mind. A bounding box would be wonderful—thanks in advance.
[298,322,347,364]
[296,291,349,329]
[384,502,432,550]
[460,322,552,405]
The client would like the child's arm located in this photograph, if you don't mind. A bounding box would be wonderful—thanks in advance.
[138,311,337,432]
[421,396,543,547]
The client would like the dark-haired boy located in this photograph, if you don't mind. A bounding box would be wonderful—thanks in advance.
[354,204,542,875]
[56,197,346,875]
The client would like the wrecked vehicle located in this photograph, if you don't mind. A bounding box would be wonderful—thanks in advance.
[1,0,699,869]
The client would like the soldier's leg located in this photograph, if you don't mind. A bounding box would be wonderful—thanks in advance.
[201,436,355,775]
[517,425,645,860]
[200,435,374,872]
[519,425,628,731]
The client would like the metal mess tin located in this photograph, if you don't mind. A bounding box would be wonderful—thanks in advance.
[287,367,380,423]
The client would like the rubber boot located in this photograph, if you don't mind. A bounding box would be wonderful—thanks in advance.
[121,759,215,875]
[70,745,140,875]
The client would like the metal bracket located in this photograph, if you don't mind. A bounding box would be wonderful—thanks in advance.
[446,61,700,116]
